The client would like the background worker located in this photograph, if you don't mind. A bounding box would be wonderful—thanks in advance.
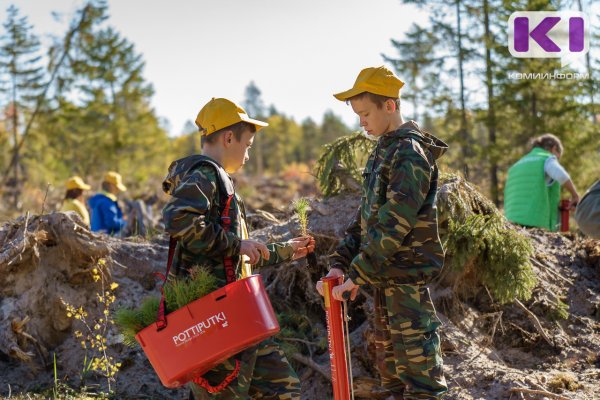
[504,133,579,231]
[89,171,128,235]
[60,175,91,226]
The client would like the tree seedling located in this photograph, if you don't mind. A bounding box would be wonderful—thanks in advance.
[293,198,318,270]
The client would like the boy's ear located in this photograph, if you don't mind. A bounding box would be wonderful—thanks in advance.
[223,130,233,146]
[385,98,396,113]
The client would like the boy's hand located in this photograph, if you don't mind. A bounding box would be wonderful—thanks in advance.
[240,240,270,264]
[315,268,344,297]
[289,236,316,260]
[332,278,359,302]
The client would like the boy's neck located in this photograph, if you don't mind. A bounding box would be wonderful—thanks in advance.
[201,147,224,165]
[387,114,405,133]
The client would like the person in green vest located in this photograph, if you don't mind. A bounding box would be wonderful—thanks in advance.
[504,133,579,231]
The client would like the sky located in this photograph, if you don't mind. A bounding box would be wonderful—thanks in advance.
[2,0,429,135]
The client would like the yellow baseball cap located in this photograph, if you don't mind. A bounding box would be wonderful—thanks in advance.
[65,176,91,190]
[334,66,405,101]
[103,171,127,192]
[195,97,268,137]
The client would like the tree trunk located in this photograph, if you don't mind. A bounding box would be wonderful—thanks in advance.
[110,80,120,171]
[483,0,499,206]
[456,0,470,178]
[11,75,20,210]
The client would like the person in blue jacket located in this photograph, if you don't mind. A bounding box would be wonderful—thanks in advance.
[89,171,127,235]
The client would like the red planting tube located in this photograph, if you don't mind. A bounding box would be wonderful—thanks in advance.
[321,276,351,400]
[559,199,571,232]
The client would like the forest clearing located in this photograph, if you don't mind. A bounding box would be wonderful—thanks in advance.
[0,0,598,399]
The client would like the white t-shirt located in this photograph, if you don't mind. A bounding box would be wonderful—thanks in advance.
[544,156,570,186]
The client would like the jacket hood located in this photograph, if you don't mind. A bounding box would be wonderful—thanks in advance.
[162,155,223,195]
[382,120,448,160]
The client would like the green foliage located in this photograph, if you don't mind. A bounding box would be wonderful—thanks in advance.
[114,267,217,347]
[276,310,326,358]
[392,0,600,203]
[137,296,161,327]
[436,173,537,304]
[446,213,536,304]
[547,299,569,321]
[293,198,309,236]
[0,3,170,209]
[164,267,218,311]
[240,82,353,175]
[0,4,46,208]
[113,308,141,348]
[314,132,375,197]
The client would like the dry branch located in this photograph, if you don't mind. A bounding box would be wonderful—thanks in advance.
[515,299,553,346]
[291,353,331,382]
[509,387,569,400]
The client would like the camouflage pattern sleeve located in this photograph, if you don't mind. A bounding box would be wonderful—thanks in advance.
[349,143,432,285]
[162,168,241,258]
[329,206,362,272]
[254,242,295,269]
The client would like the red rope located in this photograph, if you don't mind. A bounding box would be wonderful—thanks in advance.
[192,360,241,393]
[156,236,178,330]
[221,195,235,284]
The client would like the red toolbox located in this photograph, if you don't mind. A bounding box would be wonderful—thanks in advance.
[135,274,279,388]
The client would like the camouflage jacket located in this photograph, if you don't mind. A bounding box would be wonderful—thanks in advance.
[162,155,294,283]
[329,121,448,286]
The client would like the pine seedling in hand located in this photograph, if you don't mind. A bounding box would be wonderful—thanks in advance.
[293,198,318,270]
[293,198,310,237]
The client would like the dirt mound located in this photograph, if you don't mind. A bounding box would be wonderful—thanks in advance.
[0,212,180,398]
[0,189,599,399]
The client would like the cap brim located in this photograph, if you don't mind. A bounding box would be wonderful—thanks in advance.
[116,183,127,192]
[81,184,91,190]
[240,115,269,132]
[333,87,366,101]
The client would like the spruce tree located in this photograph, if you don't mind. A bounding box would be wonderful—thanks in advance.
[0,5,45,209]
[242,81,266,175]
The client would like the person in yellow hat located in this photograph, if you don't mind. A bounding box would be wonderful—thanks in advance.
[60,176,91,226]
[316,66,448,399]
[88,171,127,235]
[162,97,314,399]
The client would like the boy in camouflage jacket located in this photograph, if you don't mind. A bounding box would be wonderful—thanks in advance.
[163,97,314,400]
[317,66,448,399]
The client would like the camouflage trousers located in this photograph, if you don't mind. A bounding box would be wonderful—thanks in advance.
[189,338,300,400]
[373,284,447,399]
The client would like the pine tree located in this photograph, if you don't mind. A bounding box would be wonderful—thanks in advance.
[27,3,169,193]
[383,24,442,122]
[390,0,479,178]
[320,111,351,145]
[301,117,320,162]
[0,5,45,209]
[242,81,266,175]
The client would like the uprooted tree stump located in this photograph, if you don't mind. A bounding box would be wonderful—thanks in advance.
[0,212,109,367]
